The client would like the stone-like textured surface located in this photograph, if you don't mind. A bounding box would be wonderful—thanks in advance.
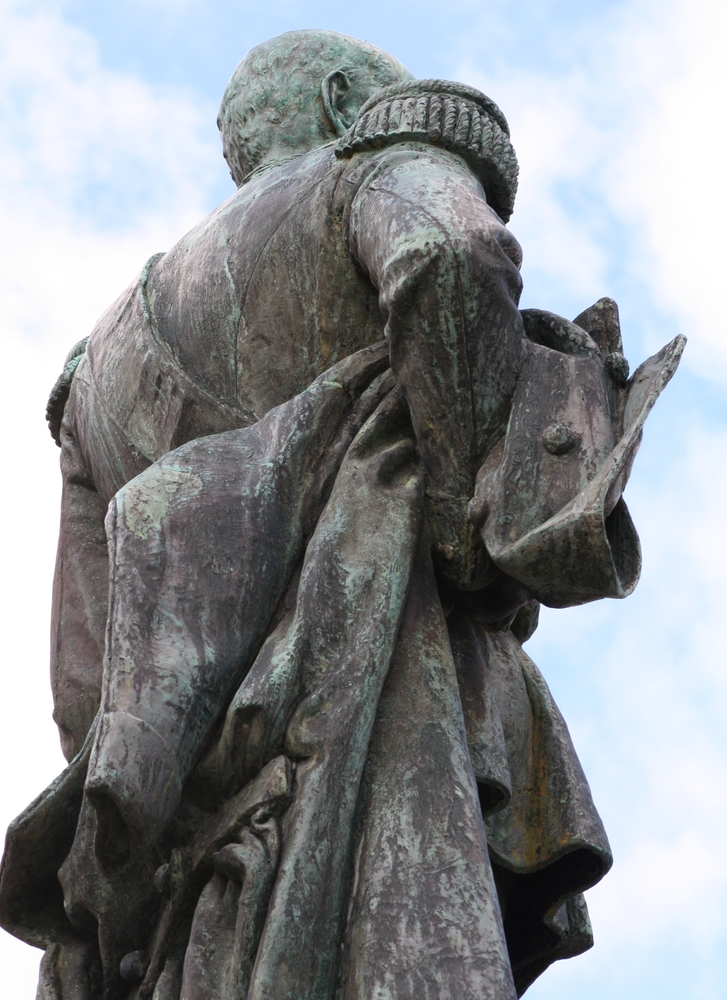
[0,29,683,1000]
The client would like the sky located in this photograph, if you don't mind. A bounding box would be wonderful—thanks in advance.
[0,0,726,996]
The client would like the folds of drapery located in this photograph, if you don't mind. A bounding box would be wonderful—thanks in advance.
[52,254,256,761]
[0,343,611,1000]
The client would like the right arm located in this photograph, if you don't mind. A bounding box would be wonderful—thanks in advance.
[342,143,525,582]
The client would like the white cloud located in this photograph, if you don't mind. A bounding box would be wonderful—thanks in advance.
[496,73,609,304]
[459,0,727,380]
[607,1,727,371]
[0,1,225,351]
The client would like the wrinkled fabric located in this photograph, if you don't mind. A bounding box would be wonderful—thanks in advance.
[449,614,611,993]
[338,537,515,1000]
[1,359,611,999]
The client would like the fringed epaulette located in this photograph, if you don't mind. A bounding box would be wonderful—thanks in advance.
[46,337,88,445]
[335,79,519,223]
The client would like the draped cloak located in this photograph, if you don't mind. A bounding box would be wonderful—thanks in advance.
[1,329,612,1000]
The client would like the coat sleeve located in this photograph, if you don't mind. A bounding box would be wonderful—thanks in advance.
[342,144,525,582]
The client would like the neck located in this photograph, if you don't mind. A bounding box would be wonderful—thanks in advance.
[242,133,336,185]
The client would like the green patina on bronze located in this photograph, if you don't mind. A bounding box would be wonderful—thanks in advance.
[1,28,683,1000]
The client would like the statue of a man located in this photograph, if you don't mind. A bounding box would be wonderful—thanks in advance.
[0,29,683,1000]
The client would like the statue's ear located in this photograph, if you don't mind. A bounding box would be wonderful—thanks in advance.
[321,70,355,136]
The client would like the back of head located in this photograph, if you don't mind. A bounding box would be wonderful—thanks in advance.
[219,30,413,185]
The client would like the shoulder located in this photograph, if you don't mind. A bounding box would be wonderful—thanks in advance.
[152,145,344,283]
[335,80,518,223]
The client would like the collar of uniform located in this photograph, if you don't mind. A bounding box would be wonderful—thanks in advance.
[335,79,519,224]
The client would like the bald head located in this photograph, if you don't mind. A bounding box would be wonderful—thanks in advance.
[218,30,412,185]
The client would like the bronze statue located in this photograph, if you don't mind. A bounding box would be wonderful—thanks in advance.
[0,29,684,1000]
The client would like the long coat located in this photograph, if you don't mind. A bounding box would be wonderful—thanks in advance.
[1,81,681,1000]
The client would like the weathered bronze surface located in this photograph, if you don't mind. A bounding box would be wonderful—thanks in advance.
[1,29,684,1000]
